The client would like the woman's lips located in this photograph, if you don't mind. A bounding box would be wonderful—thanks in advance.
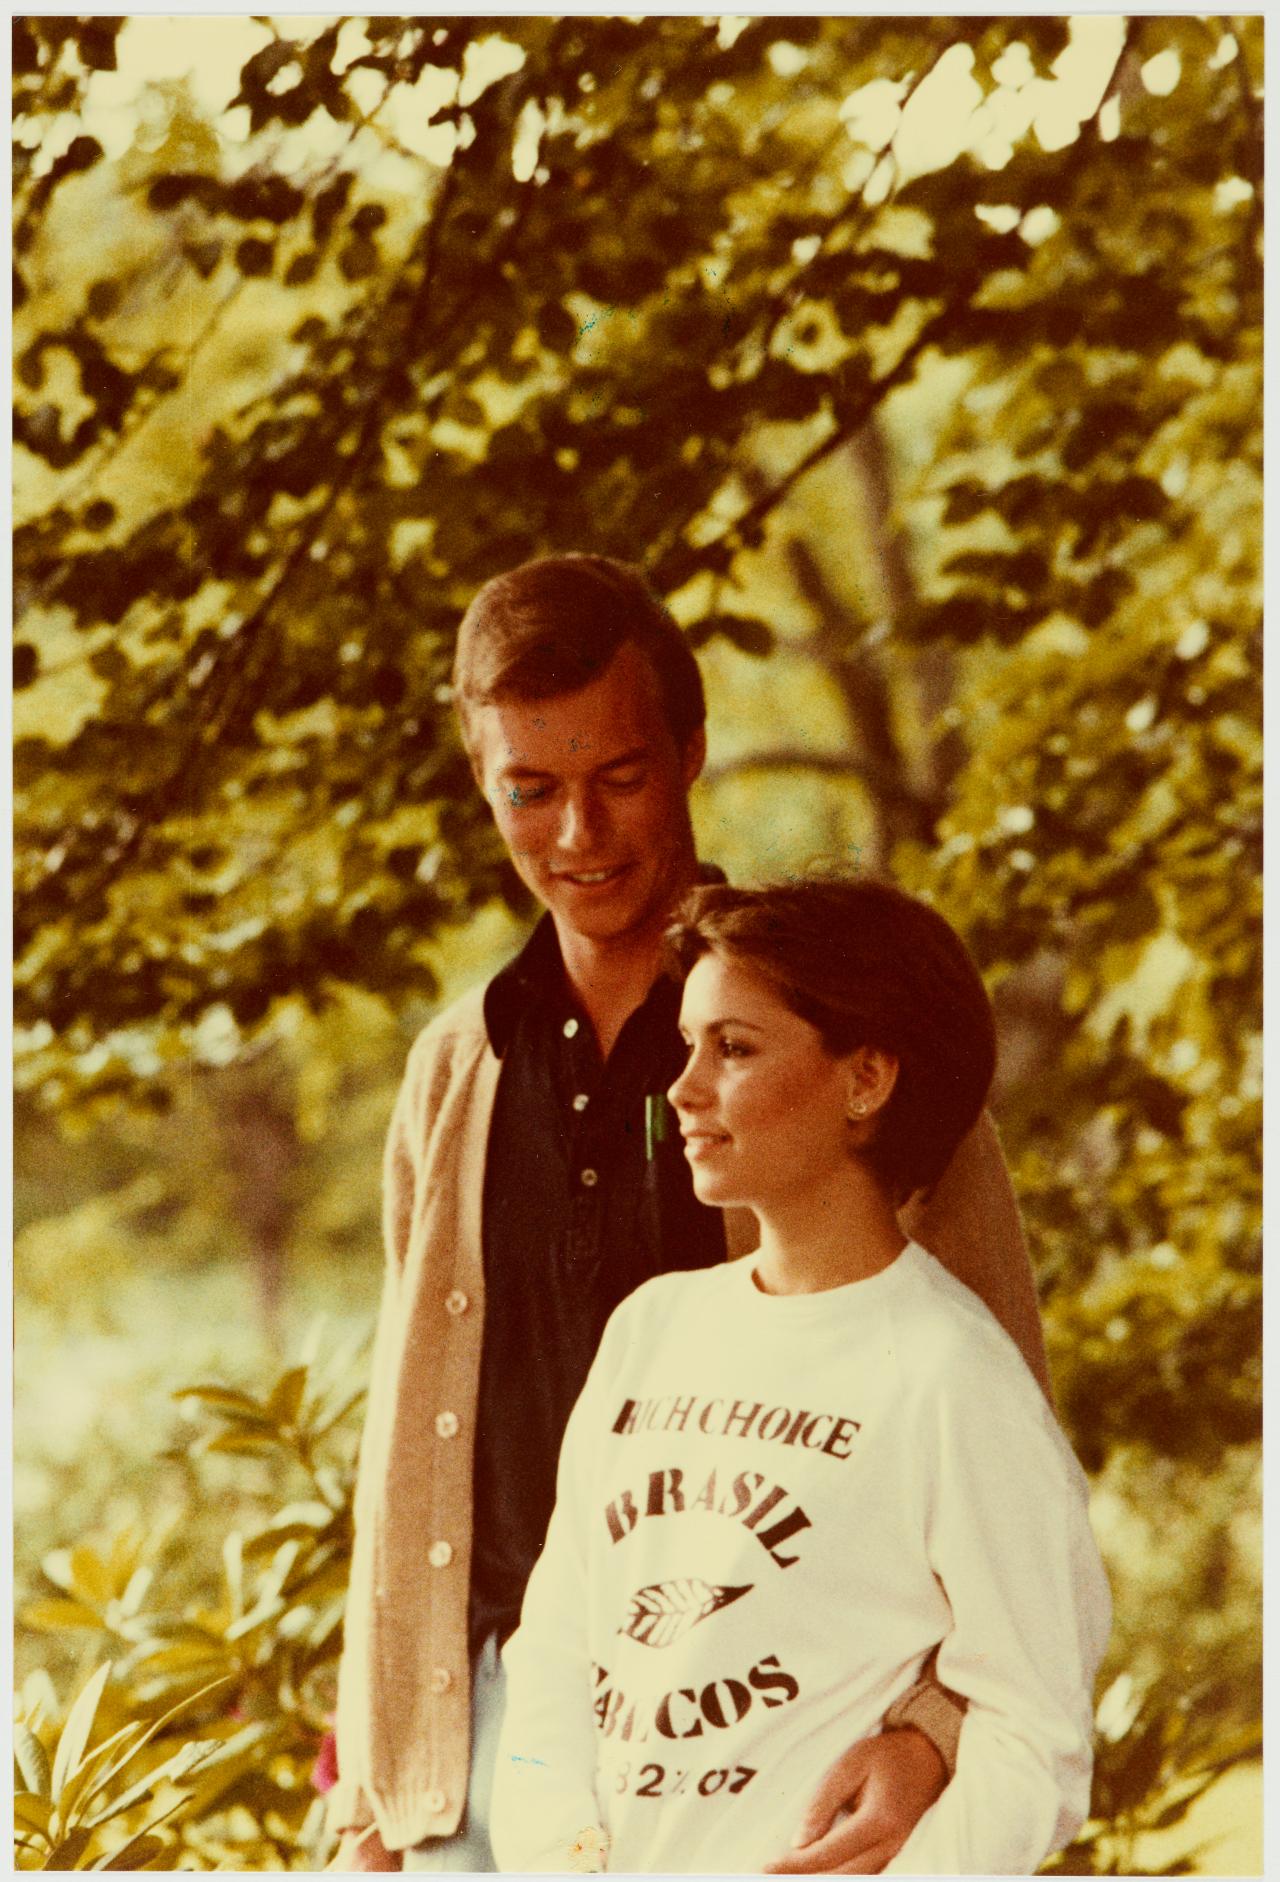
[681,1130,731,1160]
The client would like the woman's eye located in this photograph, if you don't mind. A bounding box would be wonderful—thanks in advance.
[719,1039,752,1060]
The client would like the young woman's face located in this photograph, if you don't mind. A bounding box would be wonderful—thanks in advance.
[668,950,855,1212]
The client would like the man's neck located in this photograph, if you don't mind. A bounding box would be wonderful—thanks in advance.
[555,920,670,1062]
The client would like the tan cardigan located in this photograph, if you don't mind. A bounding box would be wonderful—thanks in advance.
[330,985,1050,1852]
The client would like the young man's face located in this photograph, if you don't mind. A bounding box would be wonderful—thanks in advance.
[468,640,706,947]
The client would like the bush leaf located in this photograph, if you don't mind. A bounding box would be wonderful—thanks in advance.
[51,1662,110,1800]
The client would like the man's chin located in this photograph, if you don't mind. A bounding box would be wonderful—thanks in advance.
[545,878,660,941]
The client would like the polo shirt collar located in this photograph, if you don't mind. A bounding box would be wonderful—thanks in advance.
[483,915,568,1057]
[482,862,727,1057]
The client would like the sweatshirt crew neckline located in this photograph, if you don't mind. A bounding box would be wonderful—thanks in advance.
[732,1238,925,1318]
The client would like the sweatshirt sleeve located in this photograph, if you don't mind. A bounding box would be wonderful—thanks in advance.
[885,1336,1111,1877]
[490,1301,633,1872]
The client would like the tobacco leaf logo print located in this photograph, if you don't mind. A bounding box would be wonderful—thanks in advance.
[620,1578,752,1648]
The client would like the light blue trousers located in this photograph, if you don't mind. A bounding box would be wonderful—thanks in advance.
[403,1634,506,1873]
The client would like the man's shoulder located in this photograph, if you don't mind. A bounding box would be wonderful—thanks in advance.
[396,984,494,1100]
[410,981,490,1049]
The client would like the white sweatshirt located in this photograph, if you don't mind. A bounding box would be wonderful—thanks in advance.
[492,1243,1111,1876]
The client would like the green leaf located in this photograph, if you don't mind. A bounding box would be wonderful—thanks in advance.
[81,1737,217,1830]
[241,1518,329,1559]
[223,1594,287,1641]
[74,1673,232,1823]
[44,1825,92,1868]
[172,1384,266,1417]
[16,1723,53,1797]
[266,1365,308,1427]
[202,1430,279,1456]
[68,1547,115,1606]
[51,1662,111,1802]
[95,1833,170,1871]
[14,1790,54,1835]
[1146,1775,1215,1830]
[55,1721,149,1828]
[688,612,775,657]
[23,1598,107,1633]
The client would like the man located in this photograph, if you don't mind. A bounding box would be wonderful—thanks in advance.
[329,556,1051,1872]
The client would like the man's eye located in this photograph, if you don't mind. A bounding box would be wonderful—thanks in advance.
[508,784,548,807]
[604,769,645,791]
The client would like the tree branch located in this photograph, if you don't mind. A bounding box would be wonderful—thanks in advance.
[653,302,950,595]
[43,158,463,916]
[701,746,936,818]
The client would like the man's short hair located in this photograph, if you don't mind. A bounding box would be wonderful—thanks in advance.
[452,554,706,750]
[667,876,997,1203]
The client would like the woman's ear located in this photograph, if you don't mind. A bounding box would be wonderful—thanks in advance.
[844,1047,899,1123]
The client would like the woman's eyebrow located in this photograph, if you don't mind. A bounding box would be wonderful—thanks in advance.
[705,1017,767,1034]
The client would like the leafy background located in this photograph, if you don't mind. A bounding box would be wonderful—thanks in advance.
[13,15,1261,1872]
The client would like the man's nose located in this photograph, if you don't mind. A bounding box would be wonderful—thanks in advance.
[556,786,604,853]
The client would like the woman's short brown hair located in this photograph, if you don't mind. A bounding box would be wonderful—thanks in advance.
[667,876,997,1203]
[452,553,706,750]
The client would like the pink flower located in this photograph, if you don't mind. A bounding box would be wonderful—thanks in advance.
[312,1729,339,1794]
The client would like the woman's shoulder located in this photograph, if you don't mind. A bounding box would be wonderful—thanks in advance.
[895,1243,1048,1406]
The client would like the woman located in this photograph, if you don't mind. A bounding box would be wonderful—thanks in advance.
[491,877,1111,1875]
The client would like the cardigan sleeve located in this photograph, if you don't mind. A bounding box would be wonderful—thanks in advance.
[902,1111,1052,1401]
[325,1029,432,1842]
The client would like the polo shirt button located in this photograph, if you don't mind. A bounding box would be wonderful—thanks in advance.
[573,1092,590,1112]
[425,1788,448,1815]
[444,1289,469,1317]
[435,1411,459,1438]
[580,1168,598,1187]
[563,1017,580,1038]
[430,1666,453,1695]
[428,1540,454,1568]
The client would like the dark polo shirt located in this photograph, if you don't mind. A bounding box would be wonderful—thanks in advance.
[469,913,727,1654]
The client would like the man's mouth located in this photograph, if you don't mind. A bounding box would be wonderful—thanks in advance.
[554,864,630,887]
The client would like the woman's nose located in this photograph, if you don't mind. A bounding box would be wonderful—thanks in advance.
[668,1052,706,1111]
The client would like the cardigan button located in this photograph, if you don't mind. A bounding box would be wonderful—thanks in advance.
[430,1666,453,1694]
[425,1788,448,1815]
[444,1288,469,1317]
[434,1411,459,1439]
[428,1540,454,1569]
